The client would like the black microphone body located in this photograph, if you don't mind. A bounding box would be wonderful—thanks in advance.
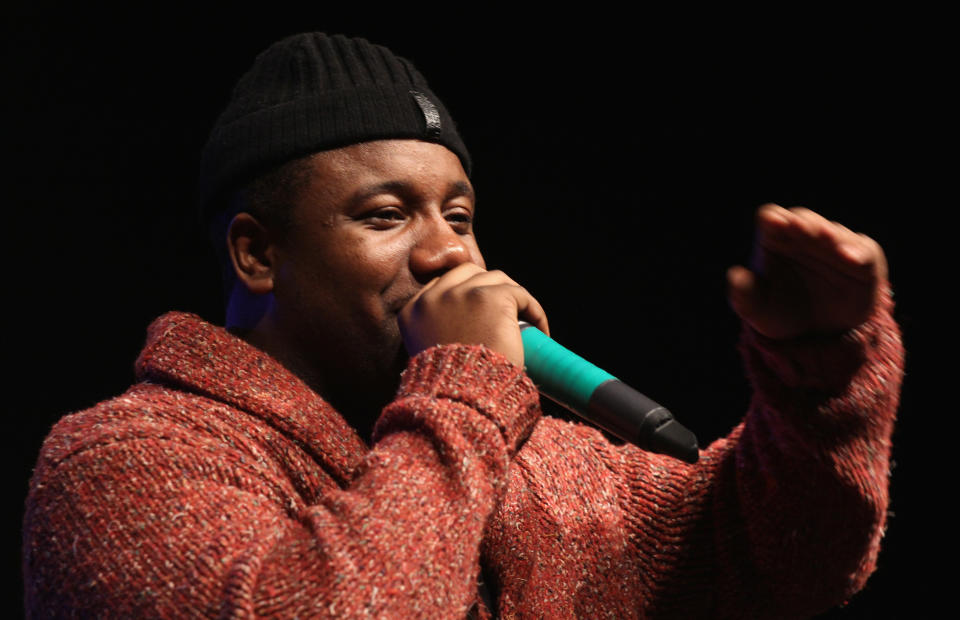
[519,322,699,464]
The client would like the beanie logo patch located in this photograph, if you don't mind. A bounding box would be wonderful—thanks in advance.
[410,91,442,139]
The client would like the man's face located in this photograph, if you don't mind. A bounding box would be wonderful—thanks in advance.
[267,139,485,419]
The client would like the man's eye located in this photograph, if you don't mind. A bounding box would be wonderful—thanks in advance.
[445,210,473,231]
[365,208,405,227]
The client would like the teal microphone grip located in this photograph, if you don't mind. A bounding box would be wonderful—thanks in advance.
[519,322,699,464]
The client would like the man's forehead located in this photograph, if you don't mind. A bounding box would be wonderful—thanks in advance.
[303,140,472,194]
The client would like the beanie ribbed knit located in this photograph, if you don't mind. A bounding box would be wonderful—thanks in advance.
[198,33,470,219]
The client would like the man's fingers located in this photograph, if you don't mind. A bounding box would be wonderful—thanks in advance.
[408,263,486,305]
[735,203,889,338]
[507,283,550,337]
[399,265,548,367]
[445,272,550,336]
[755,204,882,282]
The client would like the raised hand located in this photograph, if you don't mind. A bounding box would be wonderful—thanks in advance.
[727,204,888,340]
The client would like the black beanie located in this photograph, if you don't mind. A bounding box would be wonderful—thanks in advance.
[197,33,471,220]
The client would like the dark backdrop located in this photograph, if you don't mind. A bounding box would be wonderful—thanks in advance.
[6,5,941,616]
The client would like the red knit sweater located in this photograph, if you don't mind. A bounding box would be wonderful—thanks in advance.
[23,293,902,618]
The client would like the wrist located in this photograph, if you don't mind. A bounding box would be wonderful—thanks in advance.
[379,344,541,454]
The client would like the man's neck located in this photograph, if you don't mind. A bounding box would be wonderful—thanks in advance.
[231,314,394,446]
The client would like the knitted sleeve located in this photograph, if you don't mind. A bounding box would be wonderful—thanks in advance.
[700,287,903,617]
[483,288,903,619]
[23,344,539,618]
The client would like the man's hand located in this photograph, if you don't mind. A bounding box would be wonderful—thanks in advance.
[727,204,888,340]
[399,264,549,367]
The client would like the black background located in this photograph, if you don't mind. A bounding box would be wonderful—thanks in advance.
[5,4,943,616]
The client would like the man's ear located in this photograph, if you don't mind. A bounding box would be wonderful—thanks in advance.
[227,212,277,295]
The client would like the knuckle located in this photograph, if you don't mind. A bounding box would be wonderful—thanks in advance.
[438,287,460,304]
[464,285,490,303]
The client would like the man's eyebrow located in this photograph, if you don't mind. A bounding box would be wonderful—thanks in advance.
[349,181,408,204]
[349,180,476,204]
[448,181,476,203]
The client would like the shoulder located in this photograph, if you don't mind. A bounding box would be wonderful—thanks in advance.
[31,382,253,481]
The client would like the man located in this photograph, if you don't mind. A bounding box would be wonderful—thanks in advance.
[23,33,903,618]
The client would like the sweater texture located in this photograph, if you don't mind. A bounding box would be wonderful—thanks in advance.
[23,291,903,618]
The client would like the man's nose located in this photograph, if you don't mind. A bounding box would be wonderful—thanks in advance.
[409,216,476,283]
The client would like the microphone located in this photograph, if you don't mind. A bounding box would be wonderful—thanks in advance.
[519,322,699,464]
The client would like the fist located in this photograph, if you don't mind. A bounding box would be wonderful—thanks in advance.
[399,263,549,367]
[727,204,888,340]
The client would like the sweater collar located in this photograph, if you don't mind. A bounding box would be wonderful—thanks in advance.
[134,311,367,485]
